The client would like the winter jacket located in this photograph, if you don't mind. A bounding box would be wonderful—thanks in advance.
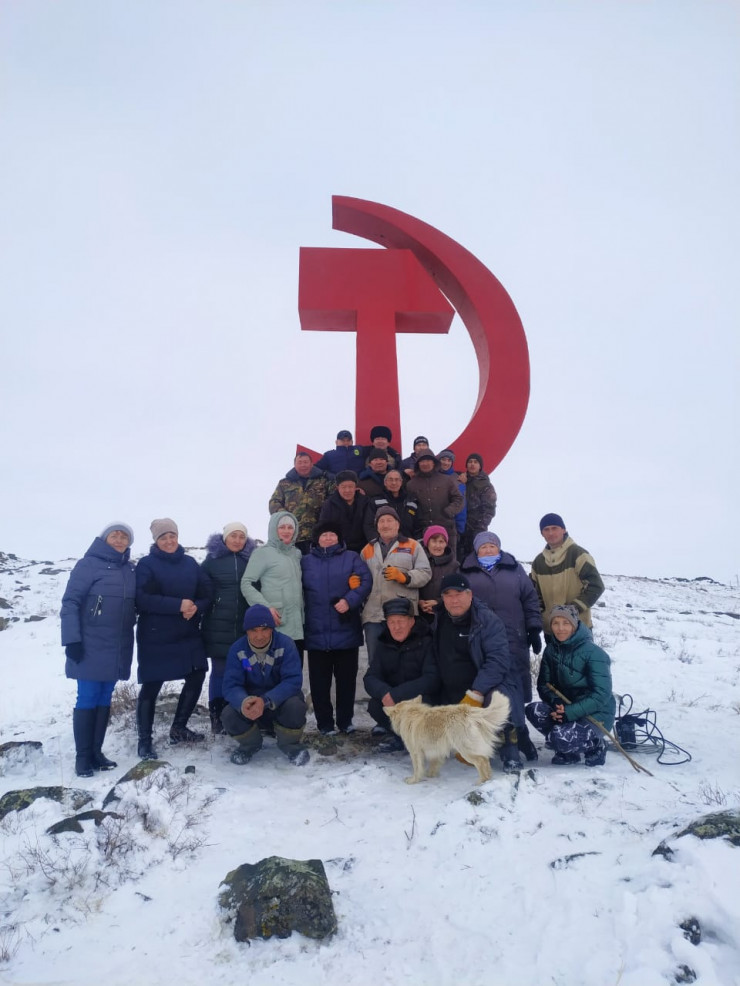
[463,472,497,535]
[315,445,365,476]
[301,542,372,651]
[368,490,418,538]
[200,532,257,669]
[363,618,440,703]
[537,621,615,729]
[434,597,523,725]
[405,470,464,542]
[419,547,460,604]
[357,467,387,498]
[60,537,136,682]
[361,444,401,470]
[268,466,334,543]
[317,490,376,553]
[223,629,303,711]
[135,544,211,683]
[359,535,431,624]
[530,536,605,630]
[241,511,304,640]
[460,551,542,672]
[440,465,467,535]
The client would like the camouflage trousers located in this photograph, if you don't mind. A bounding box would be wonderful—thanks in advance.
[525,701,601,755]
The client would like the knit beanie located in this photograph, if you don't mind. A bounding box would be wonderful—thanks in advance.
[539,513,566,531]
[150,518,178,541]
[438,449,455,462]
[368,449,389,462]
[370,425,392,441]
[423,525,449,547]
[413,435,429,448]
[414,451,438,468]
[313,521,343,543]
[100,522,134,545]
[375,506,401,526]
[243,605,276,631]
[549,604,579,629]
[466,453,484,470]
[473,532,501,553]
[223,522,248,540]
[336,470,359,485]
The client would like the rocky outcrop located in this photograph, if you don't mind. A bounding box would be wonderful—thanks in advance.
[0,786,93,821]
[47,809,123,835]
[654,809,740,857]
[219,856,337,941]
[102,759,170,807]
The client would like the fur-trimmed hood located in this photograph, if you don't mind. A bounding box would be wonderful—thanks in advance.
[205,531,257,561]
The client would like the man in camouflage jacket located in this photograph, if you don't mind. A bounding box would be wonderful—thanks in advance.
[269,453,334,554]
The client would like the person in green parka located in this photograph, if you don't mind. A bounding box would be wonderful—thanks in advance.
[525,604,615,766]
[241,511,305,662]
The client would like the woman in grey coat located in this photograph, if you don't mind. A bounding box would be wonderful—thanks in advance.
[60,523,136,776]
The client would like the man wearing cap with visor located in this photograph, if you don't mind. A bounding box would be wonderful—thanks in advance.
[363,596,440,750]
[434,572,525,773]
[315,430,365,476]
[222,604,310,766]
[530,513,605,634]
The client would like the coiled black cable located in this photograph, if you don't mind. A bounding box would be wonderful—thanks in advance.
[614,693,692,765]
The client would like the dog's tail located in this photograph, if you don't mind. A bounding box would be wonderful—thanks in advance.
[480,691,511,733]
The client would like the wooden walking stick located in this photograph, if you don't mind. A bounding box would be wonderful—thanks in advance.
[546,684,653,777]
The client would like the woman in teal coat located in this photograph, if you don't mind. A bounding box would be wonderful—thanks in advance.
[241,511,305,659]
[525,604,615,766]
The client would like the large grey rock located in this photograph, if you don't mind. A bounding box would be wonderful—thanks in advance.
[0,740,43,771]
[654,809,740,857]
[102,759,170,807]
[47,809,123,835]
[219,855,337,941]
[0,786,93,821]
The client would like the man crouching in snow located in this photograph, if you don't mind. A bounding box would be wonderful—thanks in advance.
[222,605,310,766]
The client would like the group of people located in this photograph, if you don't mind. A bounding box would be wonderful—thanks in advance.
[60,425,613,778]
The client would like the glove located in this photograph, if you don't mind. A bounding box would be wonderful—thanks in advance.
[460,690,484,707]
[348,574,361,590]
[383,566,409,585]
[527,628,542,654]
[65,642,84,664]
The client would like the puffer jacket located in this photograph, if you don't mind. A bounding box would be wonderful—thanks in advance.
[405,469,464,542]
[460,550,542,671]
[359,535,431,624]
[537,621,615,729]
[60,537,136,682]
[315,445,365,475]
[241,511,304,640]
[301,542,372,650]
[223,629,303,711]
[135,544,211,683]
[363,618,440,702]
[200,532,257,669]
[434,597,524,725]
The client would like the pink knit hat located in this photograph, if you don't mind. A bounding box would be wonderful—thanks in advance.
[422,525,449,547]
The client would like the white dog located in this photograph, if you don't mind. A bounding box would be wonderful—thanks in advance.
[384,693,511,785]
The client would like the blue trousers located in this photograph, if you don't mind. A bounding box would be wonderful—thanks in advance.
[525,701,601,755]
[75,680,116,709]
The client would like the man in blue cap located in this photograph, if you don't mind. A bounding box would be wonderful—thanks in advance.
[222,605,309,765]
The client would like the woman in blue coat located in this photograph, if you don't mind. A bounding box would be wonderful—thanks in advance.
[135,518,212,759]
[60,523,137,777]
[301,522,371,734]
[200,522,256,733]
[460,531,543,759]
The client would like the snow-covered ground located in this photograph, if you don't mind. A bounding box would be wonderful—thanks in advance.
[1,553,738,986]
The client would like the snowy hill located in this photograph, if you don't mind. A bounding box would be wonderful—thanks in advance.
[0,553,738,986]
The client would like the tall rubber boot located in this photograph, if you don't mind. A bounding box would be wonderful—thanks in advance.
[499,724,523,774]
[229,724,263,765]
[274,724,310,766]
[92,705,117,770]
[73,708,97,777]
[137,694,159,760]
[170,675,205,744]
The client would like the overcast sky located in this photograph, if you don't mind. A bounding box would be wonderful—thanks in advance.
[1,1,738,583]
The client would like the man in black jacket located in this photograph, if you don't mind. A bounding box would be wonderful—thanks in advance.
[317,471,376,553]
[363,597,440,751]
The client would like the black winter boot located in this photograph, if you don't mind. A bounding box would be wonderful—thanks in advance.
[136,694,159,760]
[518,724,539,762]
[209,698,227,735]
[73,708,96,777]
[91,706,117,770]
[170,675,205,744]
[274,724,310,766]
[229,724,263,765]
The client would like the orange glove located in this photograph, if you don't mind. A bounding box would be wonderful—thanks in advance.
[348,574,361,590]
[384,566,409,584]
[456,691,483,765]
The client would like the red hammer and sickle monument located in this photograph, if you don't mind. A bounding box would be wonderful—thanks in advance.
[299,196,530,469]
